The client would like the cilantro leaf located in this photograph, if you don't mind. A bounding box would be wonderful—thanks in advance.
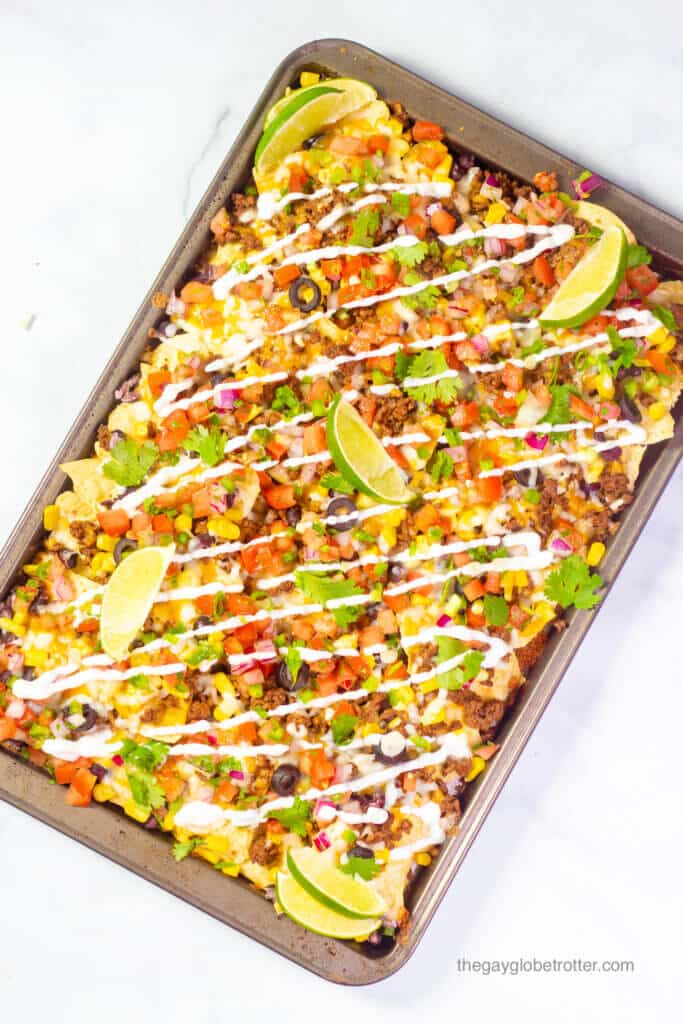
[272,385,302,419]
[607,325,637,374]
[103,439,159,487]
[401,283,441,312]
[295,572,363,607]
[185,641,223,666]
[350,207,380,247]
[185,424,227,467]
[284,646,303,687]
[626,244,652,269]
[483,594,509,627]
[652,305,676,332]
[340,856,382,881]
[331,713,358,746]
[268,796,312,837]
[506,285,526,310]
[172,838,203,861]
[427,448,454,483]
[126,770,166,811]
[390,241,428,268]
[403,350,460,406]
[120,738,169,772]
[320,472,355,495]
[391,192,411,218]
[541,384,578,426]
[544,554,602,610]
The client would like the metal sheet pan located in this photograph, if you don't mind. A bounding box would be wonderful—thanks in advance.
[2,38,682,985]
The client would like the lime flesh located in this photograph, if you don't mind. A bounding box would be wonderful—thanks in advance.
[539,225,627,329]
[276,871,381,939]
[264,77,377,130]
[286,848,387,920]
[100,545,175,660]
[575,201,636,245]
[326,398,413,504]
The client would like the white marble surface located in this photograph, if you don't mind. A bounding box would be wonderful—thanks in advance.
[1,2,682,1020]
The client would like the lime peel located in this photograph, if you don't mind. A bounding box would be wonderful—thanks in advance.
[538,224,627,329]
[286,848,387,920]
[276,870,382,939]
[100,545,175,660]
[326,398,413,505]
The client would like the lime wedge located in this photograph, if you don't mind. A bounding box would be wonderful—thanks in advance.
[264,77,377,130]
[539,225,627,329]
[255,81,377,176]
[286,848,387,919]
[276,871,381,939]
[326,398,413,504]
[100,545,175,660]
[575,201,636,245]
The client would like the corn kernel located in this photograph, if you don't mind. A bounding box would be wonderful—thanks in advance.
[91,552,116,575]
[123,799,152,823]
[43,505,59,530]
[207,517,240,540]
[300,71,320,87]
[587,542,606,567]
[595,372,615,400]
[387,716,401,730]
[0,617,25,637]
[502,571,515,602]
[484,202,507,226]
[23,648,48,669]
[656,333,676,354]
[93,783,116,803]
[96,533,117,552]
[175,514,193,534]
[648,402,665,421]
[415,853,432,866]
[374,848,390,863]
[647,325,668,349]
[205,834,230,853]
[466,755,486,782]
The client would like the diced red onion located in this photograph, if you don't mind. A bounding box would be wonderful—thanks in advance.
[187,355,201,369]
[572,172,603,199]
[426,201,441,217]
[241,667,264,687]
[254,640,277,660]
[300,462,320,485]
[5,698,25,720]
[207,733,218,746]
[551,537,572,554]
[601,445,622,462]
[215,387,238,411]
[209,493,228,515]
[54,575,74,602]
[333,762,353,784]
[525,432,548,451]
[166,292,187,316]
[499,262,522,285]
[485,174,499,188]
[112,754,124,766]
[229,769,245,781]
[437,613,452,627]
[314,799,337,821]
[469,333,490,354]
[483,236,506,259]
[445,445,466,462]
[314,831,331,852]
[232,658,257,676]
[600,402,621,420]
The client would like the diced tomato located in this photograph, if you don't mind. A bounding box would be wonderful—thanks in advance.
[0,717,17,742]
[569,393,595,421]
[412,120,444,141]
[148,370,171,397]
[180,281,213,304]
[493,394,518,417]
[262,484,297,510]
[97,508,130,537]
[157,410,190,451]
[75,618,99,633]
[583,314,612,335]
[384,593,409,613]
[227,593,257,616]
[265,437,289,460]
[367,134,390,153]
[463,579,485,602]
[215,779,238,803]
[65,766,96,807]
[188,402,211,424]
[466,607,486,629]
[288,164,310,192]
[194,594,216,616]
[478,475,503,503]
[626,264,659,297]
[302,421,327,455]
[190,486,212,519]
[329,135,369,155]
[53,757,90,785]
[306,749,335,787]
[320,258,342,281]
[236,722,258,743]
[505,213,528,252]
[502,362,524,392]
[274,263,301,289]
[413,504,439,533]
[151,513,174,534]
[646,349,675,375]
[308,378,332,405]
[430,209,456,235]
[484,572,501,594]
[241,543,275,576]
[404,213,427,240]
[130,512,152,536]
[533,255,555,287]
[452,402,480,427]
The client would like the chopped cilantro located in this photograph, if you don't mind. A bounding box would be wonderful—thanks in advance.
[340,856,382,881]
[544,554,602,610]
[401,282,441,312]
[185,424,227,467]
[444,427,462,446]
[126,770,166,811]
[652,305,676,332]
[185,641,223,666]
[268,796,312,837]
[172,838,203,861]
[350,207,380,247]
[427,448,454,483]
[403,350,460,405]
[103,439,159,487]
[320,472,354,494]
[390,192,411,217]
[626,244,652,269]
[120,738,169,772]
[331,713,358,746]
[521,336,547,359]
[506,285,525,309]
[607,325,638,374]
[390,241,428,268]
[283,646,303,687]
[541,384,578,426]
[483,594,509,627]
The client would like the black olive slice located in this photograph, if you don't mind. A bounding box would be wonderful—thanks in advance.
[289,276,321,313]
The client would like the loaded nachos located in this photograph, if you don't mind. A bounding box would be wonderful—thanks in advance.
[2,73,683,942]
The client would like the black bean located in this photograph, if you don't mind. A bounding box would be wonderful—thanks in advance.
[349,844,374,859]
[288,276,321,313]
[285,505,302,527]
[195,615,213,629]
[513,467,543,488]
[23,667,37,681]
[388,562,405,582]
[276,659,310,692]
[602,446,622,463]
[618,389,642,423]
[327,496,357,531]
[114,537,137,564]
[89,762,107,782]
[271,764,301,796]
[72,704,99,736]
